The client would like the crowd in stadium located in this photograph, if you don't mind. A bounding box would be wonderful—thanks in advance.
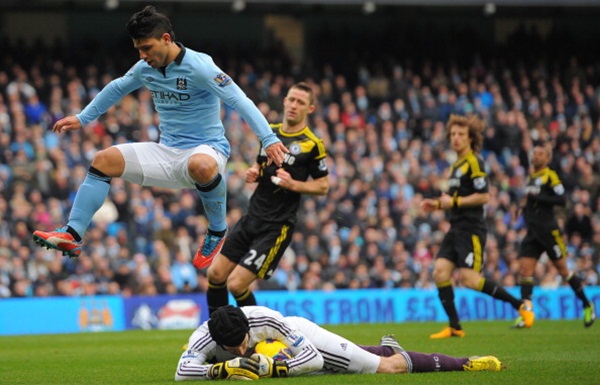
[1,32,599,299]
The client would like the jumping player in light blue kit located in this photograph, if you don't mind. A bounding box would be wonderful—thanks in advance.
[32,6,287,268]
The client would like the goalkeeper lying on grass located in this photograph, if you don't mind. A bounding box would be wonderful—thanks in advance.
[175,305,502,380]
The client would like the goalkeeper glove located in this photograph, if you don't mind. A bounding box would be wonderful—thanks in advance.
[208,357,260,381]
[251,353,289,378]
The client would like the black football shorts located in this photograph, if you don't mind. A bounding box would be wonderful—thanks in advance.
[438,227,487,271]
[221,215,294,279]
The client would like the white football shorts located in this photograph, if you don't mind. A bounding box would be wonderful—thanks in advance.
[116,142,227,189]
[287,316,380,374]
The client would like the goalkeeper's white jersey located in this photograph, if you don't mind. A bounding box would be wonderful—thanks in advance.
[174,306,380,381]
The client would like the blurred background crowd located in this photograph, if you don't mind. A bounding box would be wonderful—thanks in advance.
[1,15,599,299]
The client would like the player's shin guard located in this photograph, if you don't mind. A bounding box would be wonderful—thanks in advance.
[207,281,228,315]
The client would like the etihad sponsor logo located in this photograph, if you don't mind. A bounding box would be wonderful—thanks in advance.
[150,90,191,104]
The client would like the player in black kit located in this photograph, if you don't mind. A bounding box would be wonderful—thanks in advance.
[421,114,534,338]
[206,82,329,315]
[514,142,595,328]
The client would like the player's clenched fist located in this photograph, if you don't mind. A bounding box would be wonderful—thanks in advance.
[208,357,260,381]
[250,353,289,378]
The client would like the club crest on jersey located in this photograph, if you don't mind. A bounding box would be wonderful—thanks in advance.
[214,73,232,87]
[289,143,301,155]
[176,77,188,90]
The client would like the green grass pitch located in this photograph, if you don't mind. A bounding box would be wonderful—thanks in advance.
[1,320,597,384]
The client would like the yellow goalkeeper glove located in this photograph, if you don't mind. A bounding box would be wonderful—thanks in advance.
[251,353,289,378]
[209,357,260,381]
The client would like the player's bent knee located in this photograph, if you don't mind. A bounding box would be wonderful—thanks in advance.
[432,269,449,283]
[188,154,218,182]
[206,266,226,283]
[92,147,125,176]
[227,281,248,297]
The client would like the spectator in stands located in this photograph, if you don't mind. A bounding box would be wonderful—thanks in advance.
[0,23,599,299]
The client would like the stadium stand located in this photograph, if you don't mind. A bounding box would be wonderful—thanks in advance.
[0,8,599,298]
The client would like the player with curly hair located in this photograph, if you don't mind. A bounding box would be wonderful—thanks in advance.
[421,114,534,338]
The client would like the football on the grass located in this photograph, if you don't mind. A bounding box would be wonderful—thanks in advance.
[254,339,293,360]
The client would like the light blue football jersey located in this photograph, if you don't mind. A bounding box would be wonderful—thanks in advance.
[76,44,279,157]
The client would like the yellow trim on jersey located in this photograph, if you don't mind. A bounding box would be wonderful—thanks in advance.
[466,152,486,178]
[472,234,483,272]
[303,128,327,159]
[458,162,470,178]
[452,151,486,178]
[271,123,327,159]
[258,225,290,278]
[299,140,316,154]
[551,229,567,259]
[530,167,562,187]
[548,169,562,187]
[437,280,453,289]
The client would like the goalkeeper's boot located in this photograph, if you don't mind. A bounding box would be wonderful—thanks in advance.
[518,299,535,328]
[463,356,502,372]
[379,334,405,353]
[584,304,595,328]
[193,229,226,269]
[511,316,526,329]
[33,226,82,258]
[429,326,465,339]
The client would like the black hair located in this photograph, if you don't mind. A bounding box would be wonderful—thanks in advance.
[125,5,175,41]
